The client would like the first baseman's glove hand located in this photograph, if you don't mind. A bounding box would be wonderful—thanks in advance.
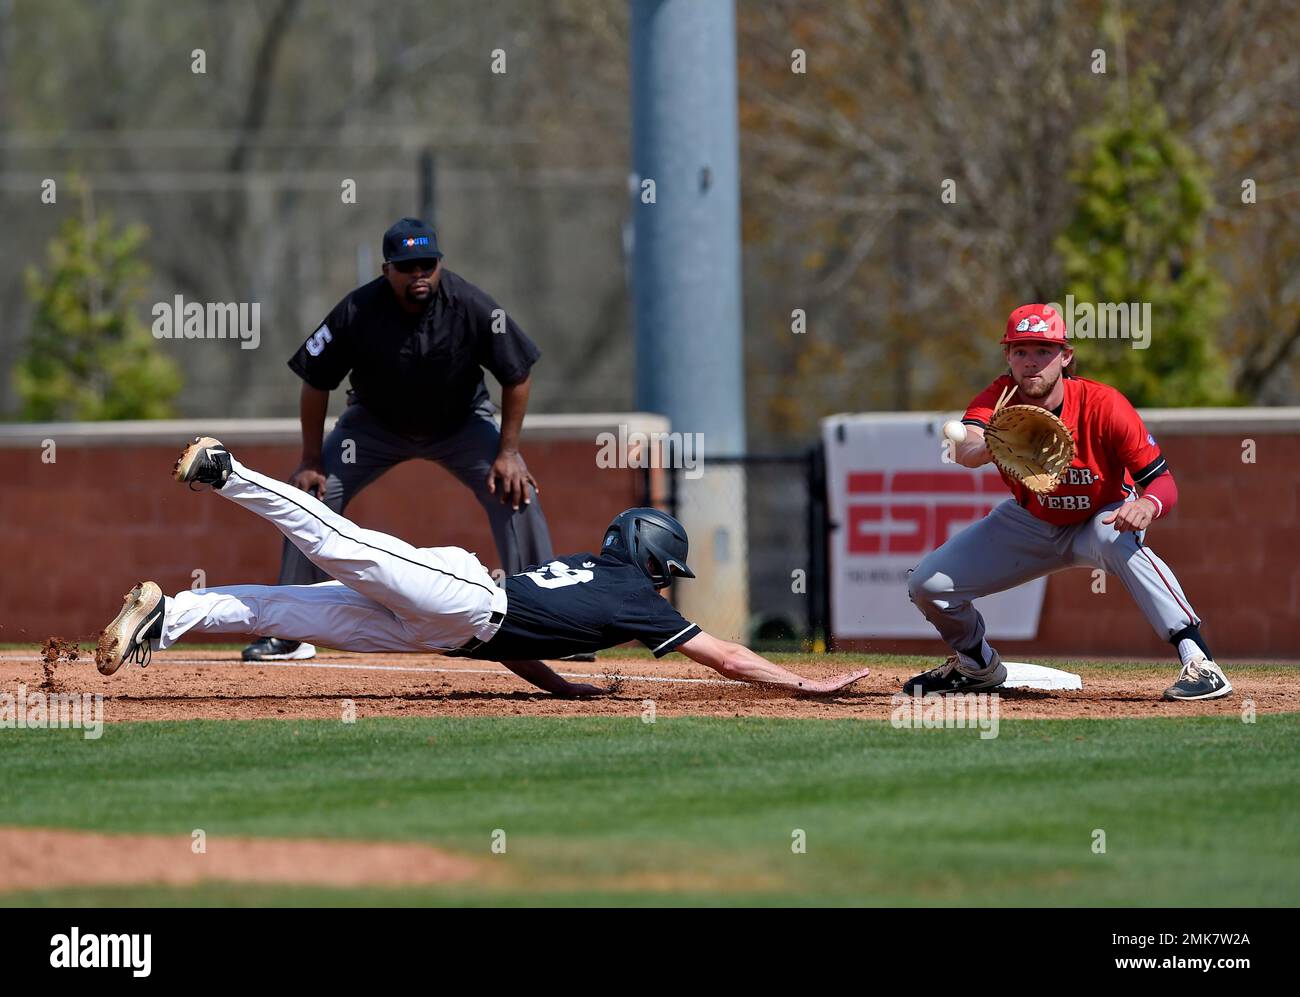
[983,385,1076,495]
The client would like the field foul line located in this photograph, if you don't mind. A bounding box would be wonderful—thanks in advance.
[9,655,742,687]
[254,661,745,686]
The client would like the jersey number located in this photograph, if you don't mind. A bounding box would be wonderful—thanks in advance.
[523,561,594,589]
[305,324,333,356]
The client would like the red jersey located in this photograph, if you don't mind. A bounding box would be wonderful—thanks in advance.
[963,375,1167,526]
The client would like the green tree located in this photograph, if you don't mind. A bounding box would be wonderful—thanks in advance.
[16,188,182,421]
[1057,90,1233,406]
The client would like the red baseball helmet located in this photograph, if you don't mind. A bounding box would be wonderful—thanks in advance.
[1001,303,1068,345]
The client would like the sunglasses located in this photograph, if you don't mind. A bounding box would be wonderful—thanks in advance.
[392,258,439,275]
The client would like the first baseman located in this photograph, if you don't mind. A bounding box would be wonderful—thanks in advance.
[905,303,1230,702]
[93,438,870,698]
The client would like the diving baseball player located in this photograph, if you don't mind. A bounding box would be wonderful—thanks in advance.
[94,438,870,698]
[904,303,1230,702]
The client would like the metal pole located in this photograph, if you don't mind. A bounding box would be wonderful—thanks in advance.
[630,0,745,451]
[808,442,831,652]
[630,0,748,638]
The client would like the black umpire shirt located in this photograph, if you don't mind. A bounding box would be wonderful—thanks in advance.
[288,269,542,437]
[468,552,702,662]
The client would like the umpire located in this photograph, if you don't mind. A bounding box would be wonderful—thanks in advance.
[241,217,555,661]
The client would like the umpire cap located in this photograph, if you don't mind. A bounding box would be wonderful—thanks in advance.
[383,217,444,262]
[602,508,695,589]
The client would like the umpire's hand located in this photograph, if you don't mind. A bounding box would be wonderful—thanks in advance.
[290,461,328,498]
[487,448,539,511]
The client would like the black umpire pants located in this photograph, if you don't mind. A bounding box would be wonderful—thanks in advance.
[277,402,554,586]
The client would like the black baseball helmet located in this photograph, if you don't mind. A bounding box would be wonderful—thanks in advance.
[602,507,695,589]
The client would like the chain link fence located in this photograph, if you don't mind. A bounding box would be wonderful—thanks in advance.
[668,450,829,650]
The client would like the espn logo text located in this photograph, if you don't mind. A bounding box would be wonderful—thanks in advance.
[845,470,1002,555]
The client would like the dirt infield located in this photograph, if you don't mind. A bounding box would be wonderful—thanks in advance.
[4,648,1297,721]
[0,827,478,891]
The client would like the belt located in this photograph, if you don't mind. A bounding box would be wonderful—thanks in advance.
[447,610,505,657]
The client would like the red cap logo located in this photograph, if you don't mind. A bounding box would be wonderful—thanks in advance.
[1002,303,1068,345]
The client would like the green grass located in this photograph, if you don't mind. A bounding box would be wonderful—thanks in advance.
[2,714,1298,906]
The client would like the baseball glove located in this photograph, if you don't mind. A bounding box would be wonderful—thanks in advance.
[983,384,1076,494]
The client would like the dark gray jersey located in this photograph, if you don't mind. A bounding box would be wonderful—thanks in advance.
[470,553,700,661]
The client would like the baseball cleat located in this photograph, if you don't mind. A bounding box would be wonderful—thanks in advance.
[173,436,233,488]
[95,581,165,676]
[903,652,1006,694]
[1162,655,1232,701]
[241,638,317,662]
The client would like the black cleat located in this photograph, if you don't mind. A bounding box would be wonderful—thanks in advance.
[95,581,165,675]
[241,637,317,662]
[173,436,233,488]
[1163,655,1232,701]
[559,652,598,663]
[903,652,1006,694]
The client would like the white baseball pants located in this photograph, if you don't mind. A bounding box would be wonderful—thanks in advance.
[159,458,507,653]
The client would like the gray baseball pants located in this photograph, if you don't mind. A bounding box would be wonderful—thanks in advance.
[908,497,1199,651]
[277,402,554,585]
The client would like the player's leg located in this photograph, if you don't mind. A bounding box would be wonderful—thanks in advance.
[249,407,405,660]
[425,413,555,574]
[176,438,505,650]
[1071,499,1231,700]
[276,406,405,586]
[93,578,428,676]
[905,499,1065,692]
[162,581,426,652]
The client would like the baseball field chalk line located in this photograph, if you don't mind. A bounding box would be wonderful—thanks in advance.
[253,660,746,686]
[11,655,743,687]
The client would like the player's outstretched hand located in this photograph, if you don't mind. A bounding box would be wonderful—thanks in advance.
[1102,497,1155,533]
[556,681,610,699]
[794,667,871,696]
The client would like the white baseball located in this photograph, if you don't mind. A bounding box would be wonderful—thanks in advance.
[943,420,967,444]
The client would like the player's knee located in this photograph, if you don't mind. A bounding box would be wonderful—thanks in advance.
[907,567,951,607]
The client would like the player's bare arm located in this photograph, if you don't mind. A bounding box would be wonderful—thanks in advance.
[954,424,993,468]
[676,632,869,694]
[489,374,539,511]
[500,659,608,699]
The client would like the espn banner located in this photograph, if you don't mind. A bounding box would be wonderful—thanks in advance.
[822,414,1047,639]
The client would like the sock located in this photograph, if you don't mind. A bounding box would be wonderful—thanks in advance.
[147,593,167,650]
[1170,625,1211,666]
[960,638,993,669]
